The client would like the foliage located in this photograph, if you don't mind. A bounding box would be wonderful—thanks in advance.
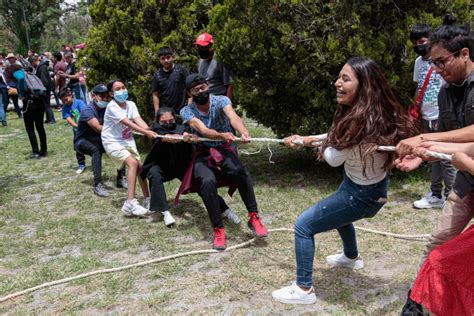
[0,0,63,53]
[84,0,471,134]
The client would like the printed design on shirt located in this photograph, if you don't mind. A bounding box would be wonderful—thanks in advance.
[122,127,132,139]
[417,64,443,115]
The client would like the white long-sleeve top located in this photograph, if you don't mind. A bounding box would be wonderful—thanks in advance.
[323,146,387,185]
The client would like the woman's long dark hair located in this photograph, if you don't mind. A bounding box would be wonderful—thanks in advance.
[320,57,418,174]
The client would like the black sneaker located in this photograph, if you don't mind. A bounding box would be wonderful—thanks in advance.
[1,121,6,127]
[116,169,128,189]
[401,290,424,316]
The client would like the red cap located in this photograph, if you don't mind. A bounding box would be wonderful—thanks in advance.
[194,32,214,47]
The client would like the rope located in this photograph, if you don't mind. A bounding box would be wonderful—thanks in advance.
[0,226,429,303]
[376,145,452,161]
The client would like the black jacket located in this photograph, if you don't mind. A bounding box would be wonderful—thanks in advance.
[35,60,53,92]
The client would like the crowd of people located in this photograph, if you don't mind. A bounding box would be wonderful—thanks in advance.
[1,18,473,314]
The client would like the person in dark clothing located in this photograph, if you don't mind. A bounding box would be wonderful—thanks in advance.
[5,64,47,158]
[141,107,240,227]
[30,56,55,124]
[58,53,83,100]
[151,47,189,114]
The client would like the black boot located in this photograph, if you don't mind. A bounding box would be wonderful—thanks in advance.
[401,290,424,316]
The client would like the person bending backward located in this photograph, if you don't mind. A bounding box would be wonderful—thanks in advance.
[101,79,158,217]
[179,74,268,250]
[272,57,417,305]
[395,24,474,315]
[140,107,241,227]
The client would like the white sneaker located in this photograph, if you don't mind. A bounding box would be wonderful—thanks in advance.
[76,165,86,175]
[222,208,241,224]
[143,197,150,210]
[326,252,364,270]
[272,282,317,305]
[121,199,150,217]
[162,211,176,227]
[413,192,444,209]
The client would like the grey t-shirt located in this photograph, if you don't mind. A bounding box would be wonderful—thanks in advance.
[198,57,232,96]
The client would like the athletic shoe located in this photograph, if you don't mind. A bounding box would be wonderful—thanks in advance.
[1,121,6,127]
[143,197,150,210]
[401,290,424,316]
[213,227,227,250]
[247,212,268,237]
[94,183,109,198]
[413,192,444,209]
[223,208,241,224]
[116,174,128,189]
[76,165,86,175]
[326,252,364,270]
[31,153,40,159]
[121,199,150,217]
[272,282,317,305]
[162,211,176,227]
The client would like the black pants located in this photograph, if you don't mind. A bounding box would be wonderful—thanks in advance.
[147,164,230,213]
[43,92,55,123]
[76,139,105,186]
[194,150,258,228]
[2,90,21,118]
[72,130,86,166]
[23,98,47,155]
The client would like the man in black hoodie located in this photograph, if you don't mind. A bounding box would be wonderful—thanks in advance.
[30,55,55,123]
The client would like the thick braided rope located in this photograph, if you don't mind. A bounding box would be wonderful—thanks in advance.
[0,226,429,303]
[376,145,452,161]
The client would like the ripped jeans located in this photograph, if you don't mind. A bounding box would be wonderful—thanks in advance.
[294,174,388,287]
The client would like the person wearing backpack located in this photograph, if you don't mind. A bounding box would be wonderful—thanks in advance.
[409,23,456,209]
[30,56,56,124]
[5,64,47,158]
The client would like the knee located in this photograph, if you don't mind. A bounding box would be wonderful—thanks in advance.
[147,168,164,182]
[294,215,312,239]
[200,176,217,191]
[227,165,248,179]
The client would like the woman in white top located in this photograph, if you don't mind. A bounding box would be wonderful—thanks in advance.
[102,79,158,217]
[272,57,417,305]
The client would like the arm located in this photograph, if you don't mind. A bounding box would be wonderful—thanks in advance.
[452,152,474,174]
[226,84,234,100]
[153,92,160,113]
[120,117,157,139]
[86,117,102,133]
[66,116,77,128]
[187,117,235,143]
[222,105,250,142]
[132,115,149,130]
[323,147,348,167]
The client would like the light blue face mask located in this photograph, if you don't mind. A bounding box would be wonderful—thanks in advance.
[96,100,108,108]
[114,90,128,103]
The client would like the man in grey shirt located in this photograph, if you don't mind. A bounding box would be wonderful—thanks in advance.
[194,32,233,99]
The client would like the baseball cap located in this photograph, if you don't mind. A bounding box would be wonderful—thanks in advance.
[185,73,207,91]
[92,84,108,94]
[194,32,214,47]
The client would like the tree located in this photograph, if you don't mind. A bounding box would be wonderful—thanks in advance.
[0,0,63,53]
[83,0,471,134]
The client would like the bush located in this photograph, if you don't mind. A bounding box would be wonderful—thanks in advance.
[84,0,471,134]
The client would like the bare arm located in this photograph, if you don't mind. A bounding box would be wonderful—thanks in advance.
[226,85,234,100]
[66,117,77,128]
[86,117,102,133]
[187,117,235,143]
[222,105,250,142]
[132,116,149,130]
[120,117,157,139]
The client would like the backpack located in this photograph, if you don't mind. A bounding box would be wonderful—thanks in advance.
[25,72,47,98]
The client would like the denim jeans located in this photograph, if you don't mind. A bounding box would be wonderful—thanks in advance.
[0,91,5,122]
[294,174,388,287]
[70,84,85,101]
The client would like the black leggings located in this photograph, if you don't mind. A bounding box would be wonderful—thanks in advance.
[23,98,47,155]
[194,150,258,228]
[147,164,230,213]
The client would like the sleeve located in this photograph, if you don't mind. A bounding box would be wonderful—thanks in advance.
[107,103,127,125]
[179,106,195,123]
[129,102,140,120]
[79,107,94,122]
[413,57,420,83]
[323,147,348,167]
[62,106,72,119]
[221,63,233,86]
[151,72,160,92]
[217,96,232,110]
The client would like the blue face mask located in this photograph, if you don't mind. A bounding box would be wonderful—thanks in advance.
[96,100,108,108]
[114,90,128,103]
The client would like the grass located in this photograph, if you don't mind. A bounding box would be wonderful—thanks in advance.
[0,110,440,314]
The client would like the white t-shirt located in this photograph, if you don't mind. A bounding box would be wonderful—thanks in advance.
[101,100,140,150]
[323,146,387,185]
[413,56,445,121]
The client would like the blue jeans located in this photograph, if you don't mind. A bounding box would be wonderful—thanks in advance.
[70,84,85,101]
[294,174,388,287]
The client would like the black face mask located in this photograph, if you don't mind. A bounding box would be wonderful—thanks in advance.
[194,91,210,105]
[198,49,211,59]
[413,44,429,57]
[161,122,176,130]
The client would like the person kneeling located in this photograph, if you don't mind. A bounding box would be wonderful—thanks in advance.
[178,74,268,250]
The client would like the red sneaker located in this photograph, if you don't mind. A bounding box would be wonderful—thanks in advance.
[213,227,227,250]
[248,212,268,238]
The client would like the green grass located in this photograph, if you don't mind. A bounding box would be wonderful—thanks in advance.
[0,111,438,314]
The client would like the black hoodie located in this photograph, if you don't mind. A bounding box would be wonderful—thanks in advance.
[35,59,53,91]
